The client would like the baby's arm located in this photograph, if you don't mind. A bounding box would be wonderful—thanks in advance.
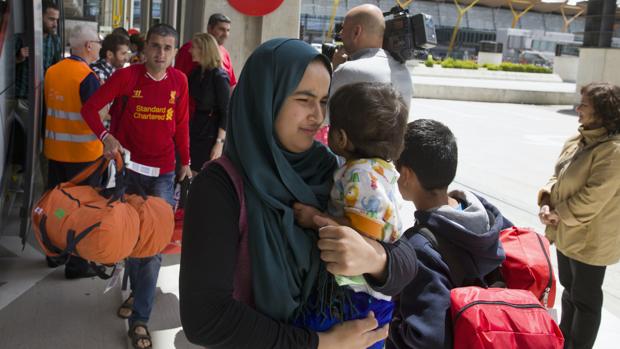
[293,202,350,230]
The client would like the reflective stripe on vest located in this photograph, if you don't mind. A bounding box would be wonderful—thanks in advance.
[45,130,98,143]
[47,108,83,121]
[43,58,103,162]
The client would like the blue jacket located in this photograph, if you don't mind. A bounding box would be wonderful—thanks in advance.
[387,194,512,349]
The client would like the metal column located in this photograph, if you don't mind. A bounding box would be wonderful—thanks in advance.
[507,0,534,29]
[140,0,151,32]
[447,0,480,56]
[162,0,178,28]
[560,4,585,33]
[20,0,44,244]
[583,0,617,47]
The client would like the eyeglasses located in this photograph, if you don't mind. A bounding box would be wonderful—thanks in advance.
[88,40,102,45]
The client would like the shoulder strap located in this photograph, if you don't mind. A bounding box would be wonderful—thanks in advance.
[417,226,472,288]
[204,155,252,306]
[210,156,247,235]
[418,227,488,288]
[417,227,438,247]
[418,226,503,288]
[68,152,123,187]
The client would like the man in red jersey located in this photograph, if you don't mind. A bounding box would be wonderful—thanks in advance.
[207,13,236,88]
[173,40,195,78]
[175,13,236,88]
[82,24,190,349]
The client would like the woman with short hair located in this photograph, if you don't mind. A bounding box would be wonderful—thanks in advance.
[539,82,620,349]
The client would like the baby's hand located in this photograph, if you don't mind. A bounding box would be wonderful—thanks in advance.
[293,202,322,230]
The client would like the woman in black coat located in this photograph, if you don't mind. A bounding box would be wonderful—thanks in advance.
[188,33,230,173]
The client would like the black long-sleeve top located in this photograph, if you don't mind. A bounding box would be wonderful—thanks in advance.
[179,163,418,349]
[188,66,230,130]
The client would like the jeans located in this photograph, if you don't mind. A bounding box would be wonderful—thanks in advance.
[557,250,607,349]
[125,170,175,326]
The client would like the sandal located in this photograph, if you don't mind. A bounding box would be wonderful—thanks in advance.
[128,322,152,349]
[117,294,134,319]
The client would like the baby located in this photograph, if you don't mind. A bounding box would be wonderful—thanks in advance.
[294,82,408,348]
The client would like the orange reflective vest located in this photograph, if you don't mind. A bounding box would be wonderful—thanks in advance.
[44,58,103,162]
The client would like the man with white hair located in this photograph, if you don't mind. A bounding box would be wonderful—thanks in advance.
[43,24,104,279]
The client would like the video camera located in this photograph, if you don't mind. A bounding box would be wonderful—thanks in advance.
[322,6,436,63]
[321,23,343,61]
[383,6,437,63]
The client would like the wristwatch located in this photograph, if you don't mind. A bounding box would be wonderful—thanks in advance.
[216,138,225,144]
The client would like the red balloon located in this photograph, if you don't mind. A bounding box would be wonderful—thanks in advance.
[228,0,284,16]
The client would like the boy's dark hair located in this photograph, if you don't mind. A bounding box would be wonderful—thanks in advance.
[208,13,232,27]
[397,119,458,191]
[43,1,59,13]
[146,23,178,45]
[329,82,408,161]
[100,33,130,59]
[580,82,620,134]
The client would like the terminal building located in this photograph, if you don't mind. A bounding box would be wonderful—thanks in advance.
[302,0,620,59]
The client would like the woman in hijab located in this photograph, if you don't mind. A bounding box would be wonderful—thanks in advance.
[179,38,412,348]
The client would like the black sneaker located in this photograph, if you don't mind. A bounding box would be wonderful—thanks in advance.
[46,256,63,268]
[65,265,99,279]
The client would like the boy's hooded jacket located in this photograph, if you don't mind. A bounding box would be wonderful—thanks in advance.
[387,190,512,349]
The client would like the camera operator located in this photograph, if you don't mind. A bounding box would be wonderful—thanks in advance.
[330,4,413,109]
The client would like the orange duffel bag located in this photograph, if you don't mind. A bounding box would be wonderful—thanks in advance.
[32,155,140,265]
[125,193,174,258]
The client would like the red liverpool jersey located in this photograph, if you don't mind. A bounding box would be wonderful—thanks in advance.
[82,64,190,174]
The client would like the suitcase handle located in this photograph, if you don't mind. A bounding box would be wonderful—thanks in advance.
[62,152,129,204]
[68,153,125,187]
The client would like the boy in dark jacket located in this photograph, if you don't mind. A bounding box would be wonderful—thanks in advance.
[387,119,513,349]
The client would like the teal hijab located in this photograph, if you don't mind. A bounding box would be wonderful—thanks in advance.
[224,38,337,321]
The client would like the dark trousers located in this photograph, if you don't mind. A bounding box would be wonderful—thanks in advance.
[557,250,607,349]
[46,159,98,273]
[46,159,99,189]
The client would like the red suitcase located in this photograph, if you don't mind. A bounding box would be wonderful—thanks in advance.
[500,227,557,308]
[451,287,563,349]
